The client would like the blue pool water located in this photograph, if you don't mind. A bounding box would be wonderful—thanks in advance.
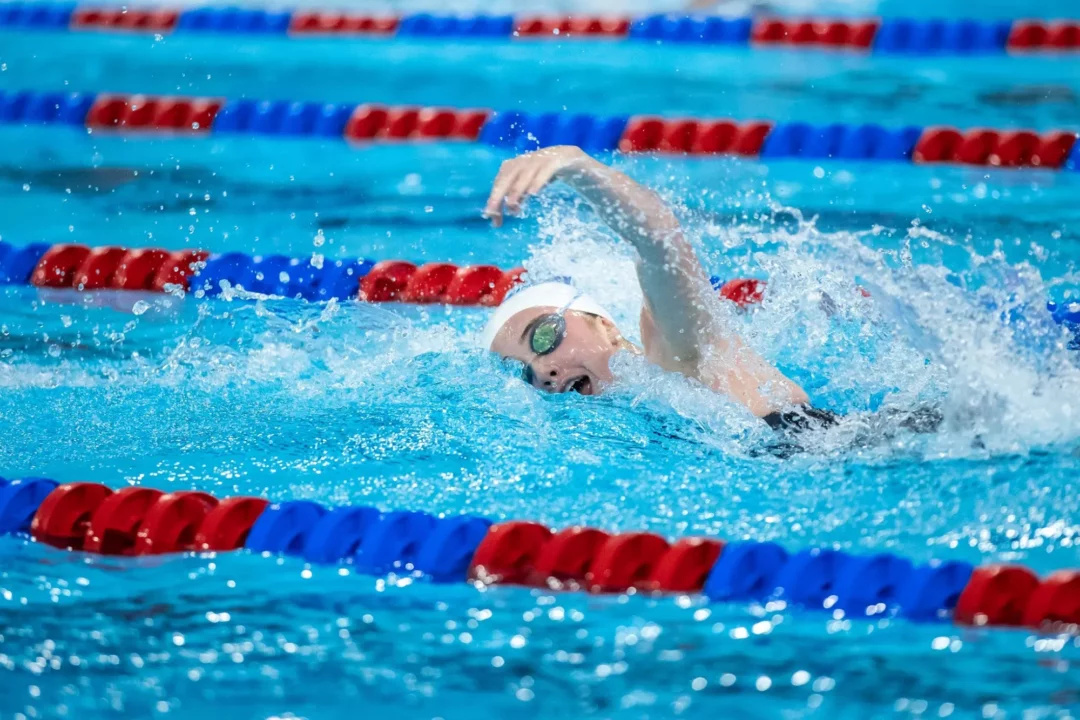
[2,8,1080,719]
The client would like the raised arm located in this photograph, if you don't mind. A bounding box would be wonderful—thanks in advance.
[484,146,809,415]
[485,145,712,364]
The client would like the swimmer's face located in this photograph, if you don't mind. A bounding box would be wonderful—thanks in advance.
[490,307,621,396]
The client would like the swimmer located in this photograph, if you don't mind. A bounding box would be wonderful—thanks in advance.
[481,145,838,432]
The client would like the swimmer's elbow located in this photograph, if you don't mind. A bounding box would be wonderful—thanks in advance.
[631,221,700,274]
[643,211,683,244]
[614,209,678,247]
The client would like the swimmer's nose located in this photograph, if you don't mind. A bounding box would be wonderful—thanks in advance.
[530,357,564,392]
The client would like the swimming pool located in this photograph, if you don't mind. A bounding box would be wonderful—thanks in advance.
[1,5,1080,718]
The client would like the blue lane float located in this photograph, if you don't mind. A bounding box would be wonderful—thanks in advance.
[0,477,60,534]
[189,253,374,301]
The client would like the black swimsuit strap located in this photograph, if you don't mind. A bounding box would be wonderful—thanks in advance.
[762,406,840,433]
[762,405,943,434]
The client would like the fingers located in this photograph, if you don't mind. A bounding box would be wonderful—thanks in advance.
[503,162,547,216]
[484,159,517,228]
[524,158,561,196]
[482,151,562,227]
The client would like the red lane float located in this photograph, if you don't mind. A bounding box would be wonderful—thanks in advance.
[954,564,1041,626]
[514,15,630,38]
[357,260,417,302]
[401,262,458,303]
[344,104,490,142]
[83,487,165,555]
[619,117,772,155]
[470,521,724,595]
[112,248,170,290]
[913,127,1077,168]
[1022,571,1080,626]
[289,12,398,35]
[28,482,261,555]
[1007,21,1080,50]
[587,532,671,593]
[30,244,92,288]
[72,7,180,33]
[151,249,209,291]
[193,497,269,551]
[28,244,209,293]
[86,94,222,132]
[73,246,128,289]
[444,265,508,305]
[530,526,611,588]
[469,521,553,584]
[359,260,524,305]
[751,18,879,49]
[719,278,766,307]
[491,267,527,303]
[648,537,725,592]
[30,482,113,550]
[135,492,220,554]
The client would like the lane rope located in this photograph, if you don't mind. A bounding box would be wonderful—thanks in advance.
[3,242,1079,341]
[1,4,1079,54]
[1,89,1078,171]
[0,241,525,306]
[0,476,1076,630]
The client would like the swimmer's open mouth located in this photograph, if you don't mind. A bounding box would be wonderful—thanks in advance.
[567,375,593,395]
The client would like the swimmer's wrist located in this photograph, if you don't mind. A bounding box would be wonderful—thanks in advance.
[553,148,602,182]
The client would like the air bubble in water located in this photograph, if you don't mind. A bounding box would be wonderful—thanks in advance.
[132,300,150,316]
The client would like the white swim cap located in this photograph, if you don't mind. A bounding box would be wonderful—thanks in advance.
[480,279,614,351]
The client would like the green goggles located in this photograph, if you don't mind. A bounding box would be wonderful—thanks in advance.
[520,312,567,386]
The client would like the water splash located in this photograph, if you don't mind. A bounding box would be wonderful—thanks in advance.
[513,174,1080,461]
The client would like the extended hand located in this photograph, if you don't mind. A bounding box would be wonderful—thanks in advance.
[483,146,590,228]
